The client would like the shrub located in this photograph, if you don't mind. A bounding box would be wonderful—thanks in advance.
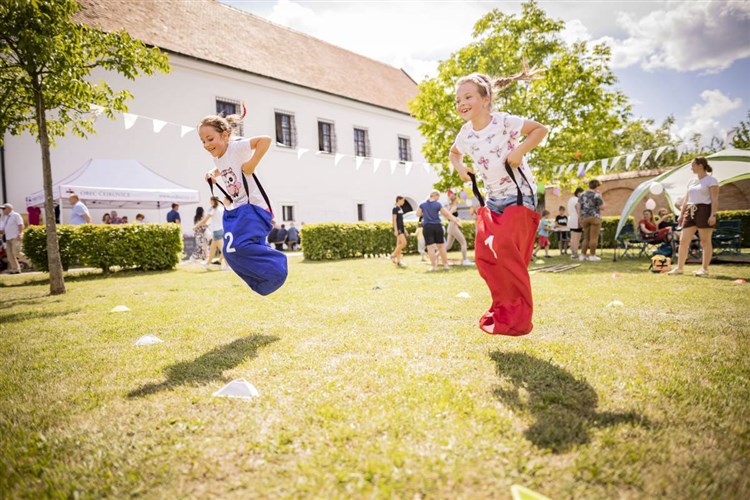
[301,222,476,261]
[23,223,182,272]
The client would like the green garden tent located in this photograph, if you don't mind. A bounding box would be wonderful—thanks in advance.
[614,148,750,240]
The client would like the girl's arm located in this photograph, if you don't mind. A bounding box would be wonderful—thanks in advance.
[507,119,548,168]
[450,145,473,182]
[708,185,719,226]
[392,213,398,234]
[242,136,272,175]
[193,213,211,230]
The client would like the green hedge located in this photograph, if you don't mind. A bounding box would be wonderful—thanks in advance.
[23,223,182,272]
[301,210,750,261]
[301,222,475,260]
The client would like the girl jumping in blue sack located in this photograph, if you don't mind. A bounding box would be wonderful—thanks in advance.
[199,108,288,295]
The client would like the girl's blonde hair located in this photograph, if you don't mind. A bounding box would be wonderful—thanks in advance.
[456,61,544,107]
[198,102,247,135]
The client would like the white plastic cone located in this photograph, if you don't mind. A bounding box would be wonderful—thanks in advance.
[456,291,471,299]
[110,305,131,313]
[135,335,163,346]
[213,378,259,400]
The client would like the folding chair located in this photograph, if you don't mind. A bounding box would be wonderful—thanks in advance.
[617,223,655,259]
[713,219,742,255]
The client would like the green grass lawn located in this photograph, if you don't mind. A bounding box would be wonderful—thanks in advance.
[1,251,749,499]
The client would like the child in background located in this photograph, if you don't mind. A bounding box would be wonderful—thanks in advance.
[416,216,426,261]
[555,205,569,255]
[534,210,552,258]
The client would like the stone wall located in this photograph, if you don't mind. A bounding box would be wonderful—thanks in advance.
[544,168,750,218]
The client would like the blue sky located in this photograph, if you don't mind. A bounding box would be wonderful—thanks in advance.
[222,0,750,145]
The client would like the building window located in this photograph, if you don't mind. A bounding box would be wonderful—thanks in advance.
[282,205,295,222]
[275,111,297,148]
[398,136,412,162]
[357,203,366,221]
[318,120,336,153]
[216,97,243,135]
[354,128,370,157]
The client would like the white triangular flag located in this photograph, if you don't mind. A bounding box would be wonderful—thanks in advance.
[577,163,586,177]
[152,119,167,133]
[296,147,309,160]
[213,378,259,399]
[135,335,163,346]
[373,158,382,172]
[404,161,413,175]
[654,145,669,160]
[123,113,138,130]
[624,153,636,169]
[423,163,430,173]
[356,156,365,170]
[600,158,609,173]
[586,160,596,173]
[609,156,621,170]
[334,153,345,166]
[639,149,651,167]
[110,305,130,313]
[389,160,398,175]
[180,125,195,138]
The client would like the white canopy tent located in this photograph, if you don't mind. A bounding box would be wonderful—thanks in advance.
[25,159,200,211]
[614,149,750,240]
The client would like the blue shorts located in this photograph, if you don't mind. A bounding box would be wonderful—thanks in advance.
[212,229,224,241]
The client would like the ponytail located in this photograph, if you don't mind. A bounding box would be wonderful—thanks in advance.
[693,156,712,173]
[456,61,545,108]
[198,101,247,135]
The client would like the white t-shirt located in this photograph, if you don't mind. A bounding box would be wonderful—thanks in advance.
[1,211,24,239]
[213,138,269,210]
[70,201,90,225]
[686,175,718,205]
[208,204,224,232]
[453,112,536,200]
[566,196,579,229]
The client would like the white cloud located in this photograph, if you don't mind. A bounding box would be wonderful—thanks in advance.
[558,19,592,45]
[264,0,491,81]
[676,89,743,142]
[596,1,750,72]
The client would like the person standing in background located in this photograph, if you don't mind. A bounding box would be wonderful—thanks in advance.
[68,194,91,225]
[166,203,181,225]
[578,180,605,261]
[566,187,583,260]
[1,203,25,274]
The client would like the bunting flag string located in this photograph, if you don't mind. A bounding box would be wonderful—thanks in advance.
[548,138,719,178]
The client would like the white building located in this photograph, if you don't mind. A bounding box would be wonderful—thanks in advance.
[1,0,439,233]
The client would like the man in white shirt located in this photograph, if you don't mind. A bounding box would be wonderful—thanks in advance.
[1,203,25,274]
[69,194,91,225]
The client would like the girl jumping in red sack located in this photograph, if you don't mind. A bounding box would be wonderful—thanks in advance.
[450,67,548,336]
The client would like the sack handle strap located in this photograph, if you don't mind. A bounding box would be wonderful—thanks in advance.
[468,160,531,208]
[208,171,274,216]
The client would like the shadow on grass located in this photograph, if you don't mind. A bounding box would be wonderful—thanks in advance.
[490,351,648,453]
[0,307,83,325]
[0,268,178,288]
[127,334,279,398]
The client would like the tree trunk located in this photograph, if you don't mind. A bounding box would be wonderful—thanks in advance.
[33,77,65,295]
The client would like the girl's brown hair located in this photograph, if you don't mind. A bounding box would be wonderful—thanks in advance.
[198,102,247,135]
[693,156,713,173]
[456,61,544,108]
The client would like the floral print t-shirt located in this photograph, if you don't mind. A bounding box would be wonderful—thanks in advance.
[453,112,536,200]
[578,190,603,219]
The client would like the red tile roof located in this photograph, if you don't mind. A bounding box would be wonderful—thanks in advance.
[75,0,418,114]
